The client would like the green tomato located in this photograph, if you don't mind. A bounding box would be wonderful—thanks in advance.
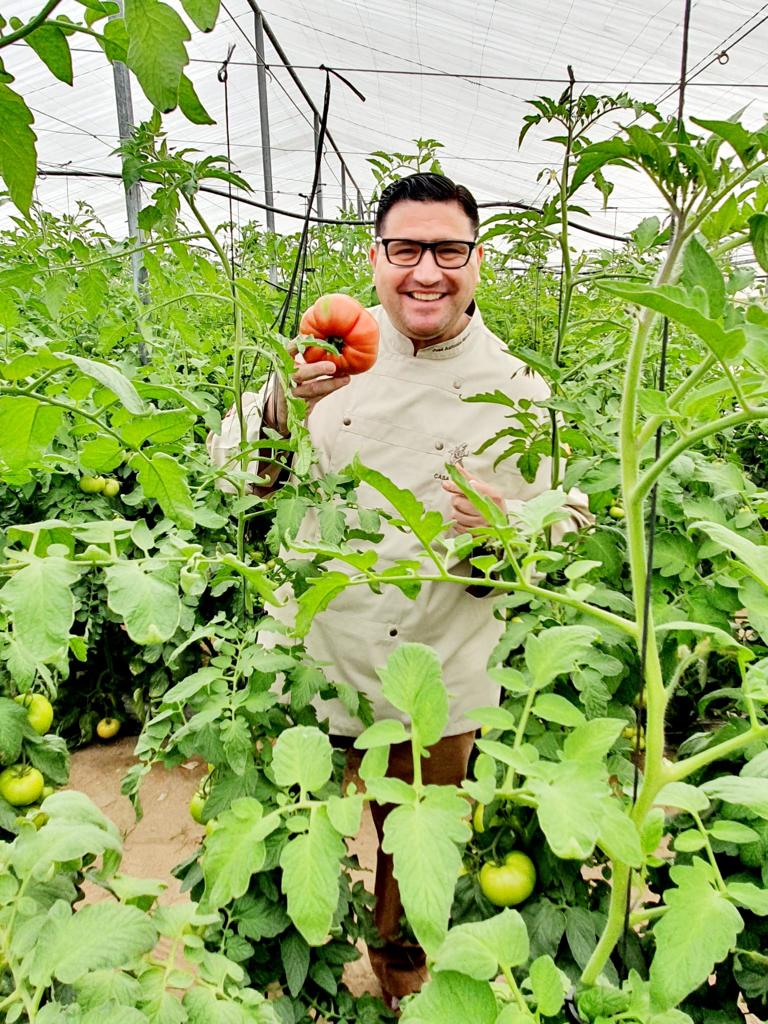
[608,505,625,519]
[0,765,45,807]
[103,478,121,498]
[473,803,486,833]
[14,692,54,734]
[79,476,106,494]
[189,791,206,824]
[479,851,536,907]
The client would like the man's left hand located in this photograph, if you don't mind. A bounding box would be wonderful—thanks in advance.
[441,463,506,533]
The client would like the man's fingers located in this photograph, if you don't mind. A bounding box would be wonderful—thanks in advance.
[292,360,338,382]
[295,375,350,401]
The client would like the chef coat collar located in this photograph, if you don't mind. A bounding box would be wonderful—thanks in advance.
[382,301,484,360]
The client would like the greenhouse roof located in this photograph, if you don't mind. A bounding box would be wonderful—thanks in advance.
[4,0,768,252]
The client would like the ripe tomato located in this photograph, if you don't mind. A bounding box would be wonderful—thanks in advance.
[0,765,45,807]
[79,476,106,494]
[103,479,121,498]
[299,293,379,375]
[479,851,536,907]
[15,692,54,734]
[96,717,121,740]
[189,790,206,824]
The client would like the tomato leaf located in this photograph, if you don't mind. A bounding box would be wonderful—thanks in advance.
[0,554,84,663]
[524,625,598,689]
[400,970,497,1024]
[24,23,74,85]
[529,760,611,860]
[0,74,37,214]
[180,0,220,31]
[432,909,529,979]
[104,561,181,645]
[124,0,190,112]
[0,697,28,765]
[272,726,333,794]
[377,643,448,749]
[649,859,743,1010]
[280,805,345,945]
[383,787,471,955]
[201,798,278,908]
[131,451,194,529]
[0,397,63,475]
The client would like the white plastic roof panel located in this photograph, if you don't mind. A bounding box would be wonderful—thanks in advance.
[3,0,768,247]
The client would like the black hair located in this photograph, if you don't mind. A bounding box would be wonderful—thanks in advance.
[374,172,480,237]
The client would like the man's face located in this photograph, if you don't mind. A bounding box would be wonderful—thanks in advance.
[370,200,483,346]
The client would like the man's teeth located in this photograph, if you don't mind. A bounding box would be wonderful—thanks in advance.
[410,292,443,301]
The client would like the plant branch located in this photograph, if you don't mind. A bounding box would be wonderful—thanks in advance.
[0,0,62,48]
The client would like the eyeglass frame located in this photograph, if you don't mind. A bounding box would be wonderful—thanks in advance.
[375,236,479,268]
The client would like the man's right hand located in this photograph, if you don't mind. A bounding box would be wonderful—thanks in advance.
[267,353,351,434]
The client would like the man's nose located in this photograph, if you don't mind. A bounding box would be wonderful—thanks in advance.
[411,249,442,282]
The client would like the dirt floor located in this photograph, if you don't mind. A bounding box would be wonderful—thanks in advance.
[68,736,383,998]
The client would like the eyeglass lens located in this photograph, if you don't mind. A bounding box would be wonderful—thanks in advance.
[385,240,473,267]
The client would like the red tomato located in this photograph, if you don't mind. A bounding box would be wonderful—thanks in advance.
[299,293,379,375]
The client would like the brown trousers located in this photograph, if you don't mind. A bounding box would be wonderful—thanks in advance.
[343,730,476,999]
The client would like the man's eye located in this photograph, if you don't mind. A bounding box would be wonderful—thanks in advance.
[390,242,421,258]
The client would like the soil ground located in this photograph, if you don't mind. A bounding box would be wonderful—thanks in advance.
[68,736,383,998]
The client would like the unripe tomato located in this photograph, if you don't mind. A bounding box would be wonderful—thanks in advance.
[0,765,45,807]
[608,506,625,519]
[14,692,54,734]
[96,717,121,740]
[473,803,486,833]
[79,476,106,494]
[189,790,206,824]
[103,479,121,498]
[479,851,536,907]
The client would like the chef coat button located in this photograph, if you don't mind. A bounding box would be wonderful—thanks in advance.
[389,627,398,637]
[342,417,351,426]
[435,441,444,451]
[453,380,462,389]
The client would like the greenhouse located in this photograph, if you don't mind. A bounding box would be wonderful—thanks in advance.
[1,1,768,1022]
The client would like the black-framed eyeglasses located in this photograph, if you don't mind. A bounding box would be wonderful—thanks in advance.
[376,237,477,268]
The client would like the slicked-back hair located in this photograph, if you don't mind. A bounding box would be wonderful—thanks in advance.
[374,173,480,238]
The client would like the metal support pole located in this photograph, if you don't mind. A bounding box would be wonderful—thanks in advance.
[341,163,347,211]
[313,112,324,221]
[357,189,364,220]
[253,9,275,235]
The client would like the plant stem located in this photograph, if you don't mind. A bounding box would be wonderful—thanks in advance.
[0,0,62,47]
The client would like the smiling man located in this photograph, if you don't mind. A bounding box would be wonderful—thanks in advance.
[209,172,590,1008]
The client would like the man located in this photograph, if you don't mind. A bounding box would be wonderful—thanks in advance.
[210,172,590,1007]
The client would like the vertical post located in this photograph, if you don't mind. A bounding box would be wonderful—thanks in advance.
[341,162,347,211]
[357,189,364,220]
[313,112,324,220]
[253,8,276,283]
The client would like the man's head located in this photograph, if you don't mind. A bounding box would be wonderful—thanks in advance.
[370,173,483,348]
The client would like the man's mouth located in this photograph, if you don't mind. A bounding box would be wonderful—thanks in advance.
[407,291,445,302]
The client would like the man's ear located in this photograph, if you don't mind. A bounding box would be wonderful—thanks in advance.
[369,243,377,268]
[476,243,484,265]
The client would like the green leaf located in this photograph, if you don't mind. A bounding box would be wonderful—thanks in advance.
[399,970,497,1024]
[66,354,145,414]
[599,281,746,362]
[326,793,363,836]
[124,0,190,112]
[530,954,566,1015]
[532,693,586,727]
[29,902,156,986]
[377,643,448,748]
[294,571,350,637]
[132,451,194,528]
[709,820,760,844]
[597,798,643,867]
[272,726,333,794]
[119,410,195,448]
[383,788,471,955]
[354,718,409,749]
[0,397,63,473]
[528,760,610,860]
[563,718,625,761]
[280,931,309,998]
[649,859,743,1010]
[180,0,220,30]
[201,798,278,908]
[524,626,598,689]
[24,23,73,84]
[0,697,28,764]
[351,457,448,549]
[105,561,181,645]
[432,909,529,979]
[700,776,768,817]
[727,881,768,915]
[691,520,768,588]
[178,72,215,125]
[654,782,710,815]
[690,116,757,163]
[681,236,725,319]
[280,805,345,945]
[749,213,768,274]
[0,555,83,662]
[80,435,124,473]
[0,74,37,213]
